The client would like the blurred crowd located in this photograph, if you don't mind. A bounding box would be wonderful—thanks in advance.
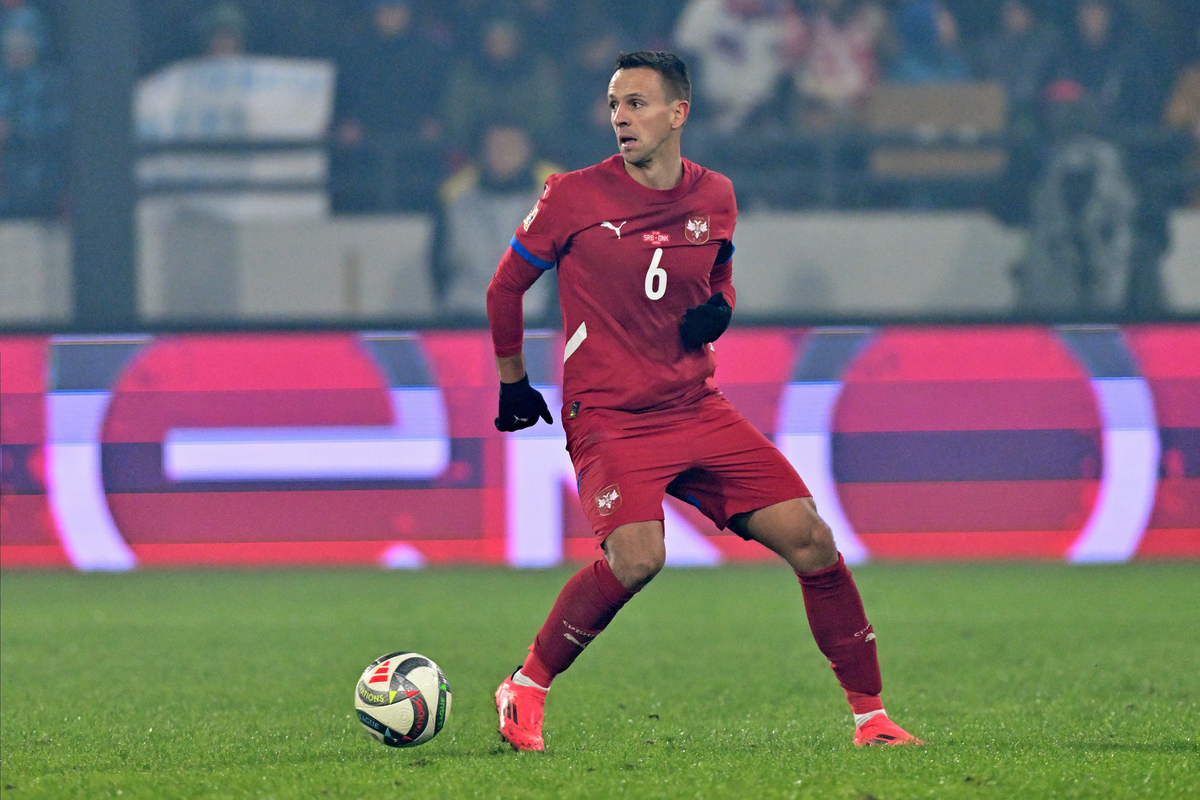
[1,0,67,217]
[4,0,1200,315]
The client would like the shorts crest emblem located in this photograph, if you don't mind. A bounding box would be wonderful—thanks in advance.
[595,484,622,516]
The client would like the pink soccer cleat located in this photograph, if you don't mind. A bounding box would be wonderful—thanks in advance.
[495,674,547,751]
[853,714,925,746]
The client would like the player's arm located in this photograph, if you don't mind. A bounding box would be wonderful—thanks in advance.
[487,246,553,430]
[681,240,736,349]
[496,353,526,384]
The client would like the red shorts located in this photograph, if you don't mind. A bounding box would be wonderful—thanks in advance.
[563,391,811,542]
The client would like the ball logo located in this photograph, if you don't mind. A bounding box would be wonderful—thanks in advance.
[357,681,390,707]
[595,484,622,516]
[684,215,709,244]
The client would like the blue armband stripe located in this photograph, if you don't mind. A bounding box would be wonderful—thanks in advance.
[510,236,556,271]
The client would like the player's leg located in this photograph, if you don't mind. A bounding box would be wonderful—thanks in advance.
[601,519,666,591]
[731,495,837,573]
[497,405,691,750]
[525,519,662,682]
[495,520,662,751]
[677,394,921,745]
[733,498,923,746]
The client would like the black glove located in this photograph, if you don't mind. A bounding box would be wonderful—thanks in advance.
[680,292,732,349]
[494,374,553,431]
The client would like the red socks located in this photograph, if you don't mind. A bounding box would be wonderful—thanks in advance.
[797,553,883,707]
[521,551,881,716]
[522,558,635,687]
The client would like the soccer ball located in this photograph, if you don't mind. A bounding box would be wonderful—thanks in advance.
[354,652,451,747]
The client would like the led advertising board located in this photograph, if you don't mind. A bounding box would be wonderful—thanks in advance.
[1,327,1196,569]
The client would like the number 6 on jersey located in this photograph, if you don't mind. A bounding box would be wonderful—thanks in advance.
[644,247,666,300]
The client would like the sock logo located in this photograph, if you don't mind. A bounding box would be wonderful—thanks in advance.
[562,620,596,649]
[854,625,876,643]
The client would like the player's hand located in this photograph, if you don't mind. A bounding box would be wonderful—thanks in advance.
[680,292,732,350]
[495,375,553,431]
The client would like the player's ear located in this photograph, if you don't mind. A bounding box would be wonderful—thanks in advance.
[672,99,690,129]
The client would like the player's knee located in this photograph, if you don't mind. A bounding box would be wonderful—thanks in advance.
[603,522,665,592]
[807,515,836,561]
[781,503,837,572]
[607,546,664,592]
[618,550,664,592]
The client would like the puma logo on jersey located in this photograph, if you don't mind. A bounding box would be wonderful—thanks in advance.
[600,221,627,238]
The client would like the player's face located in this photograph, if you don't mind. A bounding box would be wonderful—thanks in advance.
[608,68,687,167]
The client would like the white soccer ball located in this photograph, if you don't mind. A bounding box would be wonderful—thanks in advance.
[354,652,451,747]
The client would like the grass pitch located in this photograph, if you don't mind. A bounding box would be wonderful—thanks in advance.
[1,563,1197,799]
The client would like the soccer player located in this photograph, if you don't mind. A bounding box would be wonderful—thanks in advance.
[486,51,922,751]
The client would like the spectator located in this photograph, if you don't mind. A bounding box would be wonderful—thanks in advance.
[975,0,1060,136]
[1015,134,1138,313]
[329,0,445,212]
[975,1,1061,226]
[674,0,805,133]
[1024,0,1172,316]
[439,120,560,320]
[0,3,68,217]
[1164,22,1200,206]
[1042,0,1162,131]
[426,0,487,47]
[1166,29,1200,136]
[194,0,248,57]
[791,0,886,128]
[515,0,580,59]
[558,16,633,168]
[441,17,562,160]
[884,0,970,83]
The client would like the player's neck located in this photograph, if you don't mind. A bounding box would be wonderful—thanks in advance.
[622,149,684,191]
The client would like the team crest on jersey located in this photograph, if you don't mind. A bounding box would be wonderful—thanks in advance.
[684,215,710,244]
[523,204,539,231]
[643,231,670,245]
[595,484,622,516]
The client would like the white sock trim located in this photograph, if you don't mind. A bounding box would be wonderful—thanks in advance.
[854,709,886,727]
[512,669,550,692]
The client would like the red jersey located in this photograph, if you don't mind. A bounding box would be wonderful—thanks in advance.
[488,155,737,413]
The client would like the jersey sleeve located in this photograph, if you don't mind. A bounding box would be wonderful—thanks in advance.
[710,178,737,308]
[486,173,575,358]
[511,172,574,269]
[487,248,544,358]
[487,173,580,357]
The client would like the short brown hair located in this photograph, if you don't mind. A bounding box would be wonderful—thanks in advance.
[613,51,691,104]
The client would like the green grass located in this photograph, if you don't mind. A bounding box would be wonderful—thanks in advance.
[1,563,1197,799]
